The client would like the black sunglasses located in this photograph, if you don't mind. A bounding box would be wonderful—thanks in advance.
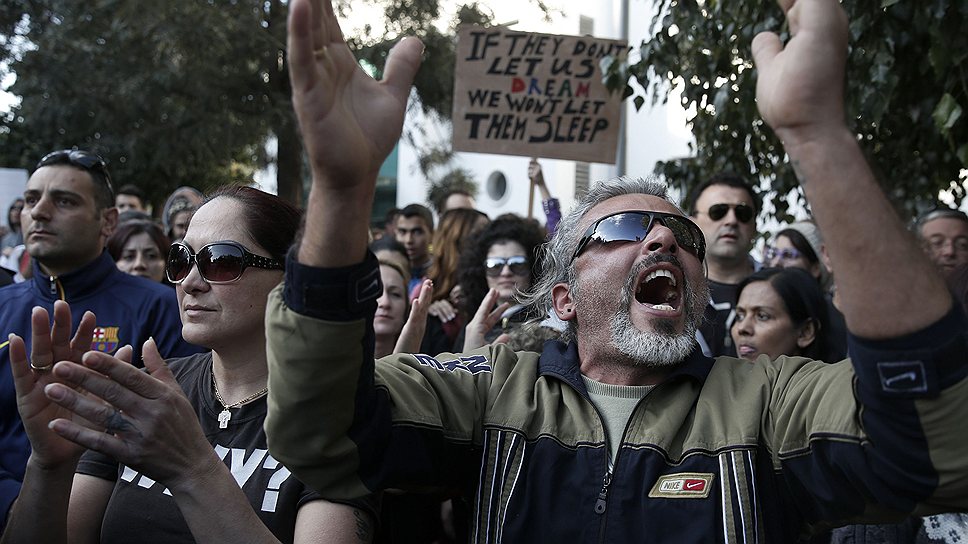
[699,203,754,223]
[571,210,706,263]
[484,255,529,277]
[166,241,284,284]
[36,149,115,198]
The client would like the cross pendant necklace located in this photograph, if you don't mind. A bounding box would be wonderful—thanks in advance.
[212,370,268,429]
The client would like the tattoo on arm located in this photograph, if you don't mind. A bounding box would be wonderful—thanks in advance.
[354,509,373,543]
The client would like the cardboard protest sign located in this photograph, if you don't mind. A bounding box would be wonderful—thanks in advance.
[452,26,627,164]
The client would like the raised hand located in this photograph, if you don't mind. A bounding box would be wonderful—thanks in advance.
[527,158,545,187]
[290,0,424,267]
[288,0,424,188]
[751,0,848,145]
[395,278,434,354]
[44,339,218,490]
[7,302,102,468]
[462,289,511,351]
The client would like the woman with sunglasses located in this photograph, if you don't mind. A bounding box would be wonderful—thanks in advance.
[2,186,374,544]
[457,214,545,351]
[766,222,831,291]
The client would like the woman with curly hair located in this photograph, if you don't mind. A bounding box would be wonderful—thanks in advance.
[456,214,546,351]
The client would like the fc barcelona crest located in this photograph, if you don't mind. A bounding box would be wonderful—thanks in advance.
[91,326,120,353]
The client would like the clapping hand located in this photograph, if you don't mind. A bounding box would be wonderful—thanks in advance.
[43,339,217,490]
[7,302,104,468]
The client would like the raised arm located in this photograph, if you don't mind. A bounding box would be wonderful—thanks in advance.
[751,0,951,337]
[752,0,968,521]
[289,0,422,267]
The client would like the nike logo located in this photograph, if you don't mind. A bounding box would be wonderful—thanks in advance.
[685,481,704,490]
[885,371,917,386]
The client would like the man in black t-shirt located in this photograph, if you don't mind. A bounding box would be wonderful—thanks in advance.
[685,173,760,357]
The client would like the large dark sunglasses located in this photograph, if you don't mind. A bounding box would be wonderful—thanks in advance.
[485,255,529,277]
[571,210,706,263]
[166,241,284,284]
[700,203,754,223]
[36,149,115,197]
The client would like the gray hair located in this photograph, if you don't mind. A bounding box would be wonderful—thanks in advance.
[522,176,680,343]
[916,208,968,237]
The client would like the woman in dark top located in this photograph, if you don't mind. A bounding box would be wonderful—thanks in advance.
[3,186,374,543]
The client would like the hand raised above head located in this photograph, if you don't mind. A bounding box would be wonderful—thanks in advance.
[288,0,424,190]
[751,0,849,146]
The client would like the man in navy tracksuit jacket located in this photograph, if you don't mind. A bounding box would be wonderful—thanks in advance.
[0,151,201,529]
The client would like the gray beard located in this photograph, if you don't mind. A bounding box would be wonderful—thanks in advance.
[608,256,707,367]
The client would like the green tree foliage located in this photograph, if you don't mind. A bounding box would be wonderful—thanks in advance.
[0,1,286,207]
[606,0,968,221]
[0,0,494,208]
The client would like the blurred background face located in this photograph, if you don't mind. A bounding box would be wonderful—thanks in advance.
[485,240,530,304]
[375,264,408,339]
[115,194,144,213]
[731,280,802,361]
[8,199,23,227]
[170,210,193,242]
[767,234,819,278]
[920,217,968,277]
[395,215,431,266]
[116,231,165,282]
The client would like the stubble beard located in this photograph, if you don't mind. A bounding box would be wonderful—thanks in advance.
[607,255,708,367]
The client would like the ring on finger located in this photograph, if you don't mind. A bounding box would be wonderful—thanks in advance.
[29,360,54,373]
[313,45,328,58]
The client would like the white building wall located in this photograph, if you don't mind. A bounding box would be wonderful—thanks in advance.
[396,0,694,220]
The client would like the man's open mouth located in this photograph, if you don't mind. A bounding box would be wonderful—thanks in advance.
[635,267,682,312]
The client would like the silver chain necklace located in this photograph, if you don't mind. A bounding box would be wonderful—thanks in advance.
[211,370,268,429]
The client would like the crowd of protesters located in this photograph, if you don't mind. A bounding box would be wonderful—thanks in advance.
[1,0,968,542]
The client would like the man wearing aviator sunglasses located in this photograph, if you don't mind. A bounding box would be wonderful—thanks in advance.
[0,149,200,527]
[266,0,968,541]
[685,173,760,358]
